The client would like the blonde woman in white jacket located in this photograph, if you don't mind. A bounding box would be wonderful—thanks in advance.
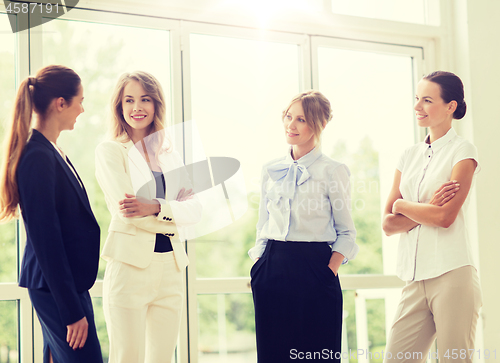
[95,71,201,363]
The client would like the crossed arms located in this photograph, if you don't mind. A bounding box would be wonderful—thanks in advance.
[382,158,477,236]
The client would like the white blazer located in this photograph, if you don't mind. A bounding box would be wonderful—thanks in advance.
[95,139,202,270]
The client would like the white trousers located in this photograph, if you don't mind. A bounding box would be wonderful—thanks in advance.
[103,252,184,363]
[384,265,482,363]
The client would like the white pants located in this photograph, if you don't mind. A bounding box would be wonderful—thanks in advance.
[384,265,482,363]
[103,252,184,363]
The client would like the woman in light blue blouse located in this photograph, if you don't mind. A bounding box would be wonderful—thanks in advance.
[249,90,358,363]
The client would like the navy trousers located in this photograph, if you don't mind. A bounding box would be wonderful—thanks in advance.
[29,289,103,363]
[251,240,343,363]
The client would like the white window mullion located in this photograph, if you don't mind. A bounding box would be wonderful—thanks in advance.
[177,24,199,363]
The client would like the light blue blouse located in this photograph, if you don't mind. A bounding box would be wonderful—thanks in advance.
[248,147,358,262]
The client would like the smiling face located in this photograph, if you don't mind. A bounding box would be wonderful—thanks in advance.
[121,80,155,139]
[283,101,316,156]
[414,80,456,131]
[60,84,84,131]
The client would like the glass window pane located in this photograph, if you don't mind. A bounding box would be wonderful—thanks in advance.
[198,294,256,362]
[0,13,18,283]
[342,288,402,359]
[0,301,19,363]
[41,17,172,279]
[190,33,300,278]
[331,0,440,25]
[91,297,109,361]
[317,46,415,275]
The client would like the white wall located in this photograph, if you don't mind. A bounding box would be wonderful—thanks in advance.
[461,0,500,349]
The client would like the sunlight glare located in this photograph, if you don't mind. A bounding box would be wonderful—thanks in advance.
[223,0,318,27]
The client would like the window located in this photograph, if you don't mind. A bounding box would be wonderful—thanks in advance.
[186,29,304,360]
[0,300,18,363]
[0,2,458,362]
[189,33,301,280]
[313,37,421,353]
[0,12,17,285]
[37,12,175,361]
[0,11,20,363]
[331,0,440,25]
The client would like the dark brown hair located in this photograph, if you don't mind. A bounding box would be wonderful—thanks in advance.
[424,71,466,120]
[0,65,81,222]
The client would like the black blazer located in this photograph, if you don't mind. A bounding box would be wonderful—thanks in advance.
[17,129,100,326]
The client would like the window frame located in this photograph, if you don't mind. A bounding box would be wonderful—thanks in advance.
[1,1,476,362]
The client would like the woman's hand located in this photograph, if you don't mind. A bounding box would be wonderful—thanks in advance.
[392,180,460,215]
[392,199,403,215]
[429,180,460,206]
[176,187,194,202]
[66,316,88,350]
[328,252,344,276]
[119,193,160,217]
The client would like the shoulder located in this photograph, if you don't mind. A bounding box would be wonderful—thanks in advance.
[263,155,286,168]
[159,148,184,168]
[397,142,423,167]
[260,155,287,177]
[19,139,55,170]
[160,147,182,159]
[449,134,477,151]
[317,154,350,176]
[96,139,125,152]
[401,141,422,156]
[17,142,57,184]
[95,139,128,158]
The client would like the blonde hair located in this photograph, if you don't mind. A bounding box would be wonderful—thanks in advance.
[109,71,170,157]
[282,90,332,145]
[0,65,81,222]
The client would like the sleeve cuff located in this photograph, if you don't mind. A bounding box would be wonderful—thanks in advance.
[330,238,359,264]
[248,243,267,261]
[154,198,174,222]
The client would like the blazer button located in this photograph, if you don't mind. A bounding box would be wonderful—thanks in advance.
[167,218,172,221]
[163,217,167,220]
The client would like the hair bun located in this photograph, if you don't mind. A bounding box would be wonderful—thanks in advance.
[454,99,467,120]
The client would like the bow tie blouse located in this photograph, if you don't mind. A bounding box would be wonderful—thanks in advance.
[248,147,358,262]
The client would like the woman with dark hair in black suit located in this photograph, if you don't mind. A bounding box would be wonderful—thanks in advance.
[0,65,102,363]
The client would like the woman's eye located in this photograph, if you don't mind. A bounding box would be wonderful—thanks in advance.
[425,100,431,103]
[299,118,305,123]
[286,115,292,120]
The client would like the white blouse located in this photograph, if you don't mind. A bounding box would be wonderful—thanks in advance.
[248,147,358,262]
[396,127,480,281]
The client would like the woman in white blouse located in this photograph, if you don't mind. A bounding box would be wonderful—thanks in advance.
[249,90,358,363]
[382,71,482,362]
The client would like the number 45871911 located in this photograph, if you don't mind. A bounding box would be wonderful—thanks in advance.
[6,2,62,14]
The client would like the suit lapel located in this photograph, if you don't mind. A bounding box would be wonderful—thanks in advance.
[55,155,94,216]
[31,130,95,218]
[158,151,182,202]
[126,141,156,199]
